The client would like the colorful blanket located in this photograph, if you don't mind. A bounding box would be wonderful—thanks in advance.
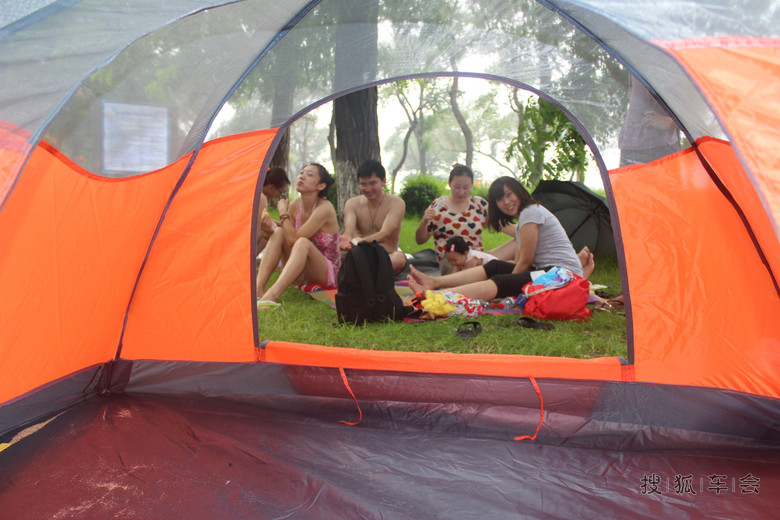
[300,282,521,319]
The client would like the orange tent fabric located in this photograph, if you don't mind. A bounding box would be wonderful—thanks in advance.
[611,143,780,398]
[122,129,276,362]
[662,38,780,279]
[0,141,184,404]
[261,340,627,381]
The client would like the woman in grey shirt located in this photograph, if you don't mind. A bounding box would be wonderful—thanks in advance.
[407,177,593,301]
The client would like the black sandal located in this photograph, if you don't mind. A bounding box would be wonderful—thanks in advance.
[456,321,482,338]
[514,316,554,331]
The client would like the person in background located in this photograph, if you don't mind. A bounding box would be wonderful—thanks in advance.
[256,164,340,309]
[618,76,680,167]
[339,159,408,275]
[415,164,496,274]
[443,236,498,273]
[408,176,594,301]
[257,167,290,254]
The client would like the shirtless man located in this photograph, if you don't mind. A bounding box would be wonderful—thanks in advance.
[339,160,408,275]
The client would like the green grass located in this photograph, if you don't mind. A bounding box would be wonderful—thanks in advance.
[258,215,626,359]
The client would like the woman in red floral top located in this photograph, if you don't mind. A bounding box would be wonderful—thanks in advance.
[415,165,489,274]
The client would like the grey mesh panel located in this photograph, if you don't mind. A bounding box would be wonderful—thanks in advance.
[4,0,776,177]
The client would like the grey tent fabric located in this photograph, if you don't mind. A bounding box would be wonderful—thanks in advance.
[2,0,779,184]
[2,361,779,519]
[1,0,753,184]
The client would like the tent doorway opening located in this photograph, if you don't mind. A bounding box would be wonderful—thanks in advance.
[237,78,627,360]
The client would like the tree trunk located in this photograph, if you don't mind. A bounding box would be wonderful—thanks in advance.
[390,118,417,193]
[270,130,289,172]
[327,114,336,167]
[333,88,381,212]
[413,112,427,175]
[449,75,473,169]
[415,82,427,175]
[332,0,380,213]
[269,60,297,183]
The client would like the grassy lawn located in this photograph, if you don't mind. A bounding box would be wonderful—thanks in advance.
[258,215,626,359]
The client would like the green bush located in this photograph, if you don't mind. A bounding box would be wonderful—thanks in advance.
[470,183,490,201]
[400,174,446,216]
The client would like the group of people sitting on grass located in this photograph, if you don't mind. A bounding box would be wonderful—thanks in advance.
[255,159,594,310]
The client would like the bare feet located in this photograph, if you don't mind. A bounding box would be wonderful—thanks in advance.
[578,246,595,278]
[406,274,424,294]
[408,265,436,290]
[257,290,282,310]
[577,246,590,266]
[257,298,281,311]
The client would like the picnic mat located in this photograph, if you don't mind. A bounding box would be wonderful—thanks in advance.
[301,281,521,320]
[299,250,610,320]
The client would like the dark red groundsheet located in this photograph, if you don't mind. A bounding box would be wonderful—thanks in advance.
[2,386,779,519]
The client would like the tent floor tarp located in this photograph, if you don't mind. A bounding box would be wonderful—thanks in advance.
[1,363,779,519]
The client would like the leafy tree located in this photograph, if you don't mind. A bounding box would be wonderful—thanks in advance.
[468,0,626,158]
[217,2,339,174]
[384,78,518,182]
[378,0,459,186]
[289,113,329,172]
[505,95,589,186]
[380,78,450,191]
[467,84,519,177]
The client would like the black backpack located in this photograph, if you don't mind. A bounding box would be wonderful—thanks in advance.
[335,241,407,324]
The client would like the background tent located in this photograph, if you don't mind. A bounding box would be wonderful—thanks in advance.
[1,0,779,517]
[532,180,616,258]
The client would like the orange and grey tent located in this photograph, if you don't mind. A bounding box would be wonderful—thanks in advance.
[1,1,779,517]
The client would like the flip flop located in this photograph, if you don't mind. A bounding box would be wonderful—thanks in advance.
[257,299,281,311]
[595,289,619,300]
[514,316,554,331]
[592,300,625,315]
[456,321,482,338]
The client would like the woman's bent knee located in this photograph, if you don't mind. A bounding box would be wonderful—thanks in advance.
[290,237,314,254]
[269,226,285,239]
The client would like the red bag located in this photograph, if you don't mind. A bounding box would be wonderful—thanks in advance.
[521,274,591,321]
